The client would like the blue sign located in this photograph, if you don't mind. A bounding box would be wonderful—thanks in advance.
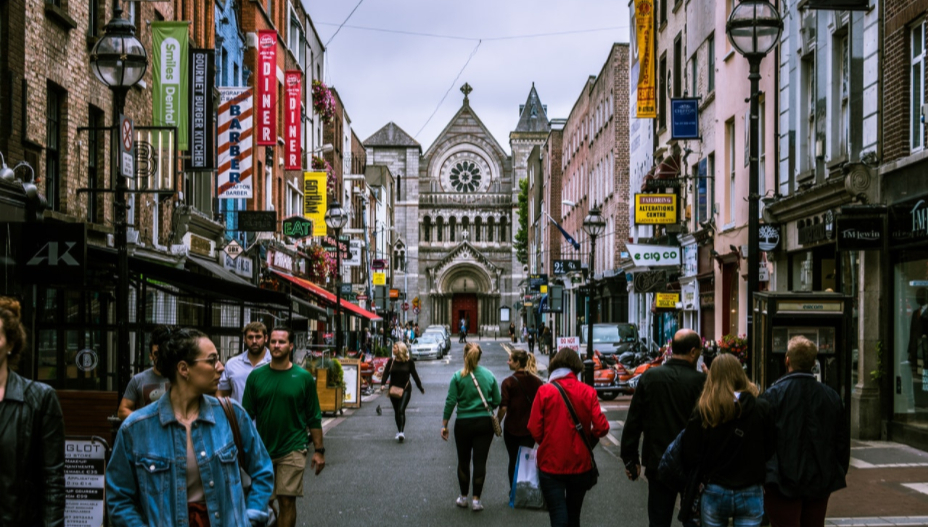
[670,98,700,140]
[697,157,708,223]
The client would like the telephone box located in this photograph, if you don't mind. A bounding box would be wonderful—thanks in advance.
[751,292,853,406]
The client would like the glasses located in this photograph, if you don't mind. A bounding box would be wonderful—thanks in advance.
[190,355,222,368]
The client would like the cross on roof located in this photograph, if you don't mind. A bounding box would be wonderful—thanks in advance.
[460,83,473,104]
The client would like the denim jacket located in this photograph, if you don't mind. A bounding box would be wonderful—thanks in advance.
[106,392,274,527]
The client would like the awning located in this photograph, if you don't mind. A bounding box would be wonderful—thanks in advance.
[272,271,382,322]
[186,254,252,286]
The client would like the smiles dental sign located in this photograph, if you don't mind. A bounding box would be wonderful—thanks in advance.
[152,22,189,150]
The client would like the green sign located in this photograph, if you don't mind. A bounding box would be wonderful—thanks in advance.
[282,216,313,238]
[152,22,189,150]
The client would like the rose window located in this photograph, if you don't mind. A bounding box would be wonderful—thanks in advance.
[449,161,482,192]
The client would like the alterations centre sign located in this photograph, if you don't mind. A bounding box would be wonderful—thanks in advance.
[635,193,678,224]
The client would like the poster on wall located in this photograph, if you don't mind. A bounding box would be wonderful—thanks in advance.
[64,438,107,527]
[635,0,656,118]
[186,48,215,170]
[256,30,278,146]
[217,88,254,198]
[284,71,302,170]
[302,171,327,236]
[151,22,189,150]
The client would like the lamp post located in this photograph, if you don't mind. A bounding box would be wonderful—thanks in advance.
[326,201,348,354]
[90,7,148,400]
[726,0,782,371]
[582,203,606,387]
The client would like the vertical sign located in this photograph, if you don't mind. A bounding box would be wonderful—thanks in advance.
[217,88,254,198]
[152,22,189,150]
[697,157,708,223]
[118,114,134,178]
[303,171,327,236]
[186,48,215,170]
[64,438,106,527]
[256,30,278,146]
[284,71,302,170]
[635,0,656,118]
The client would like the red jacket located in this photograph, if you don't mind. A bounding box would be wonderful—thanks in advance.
[528,373,610,475]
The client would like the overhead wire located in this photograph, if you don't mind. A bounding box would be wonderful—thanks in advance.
[415,40,482,139]
[324,0,366,47]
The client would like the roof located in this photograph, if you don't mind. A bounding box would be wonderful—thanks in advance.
[514,83,551,133]
[362,122,421,148]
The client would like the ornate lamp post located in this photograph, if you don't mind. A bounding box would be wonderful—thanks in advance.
[89,7,147,399]
[582,203,606,387]
[325,201,349,354]
[726,0,782,369]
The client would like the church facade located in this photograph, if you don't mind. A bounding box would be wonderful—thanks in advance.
[364,84,549,335]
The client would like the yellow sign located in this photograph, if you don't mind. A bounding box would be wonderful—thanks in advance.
[656,292,680,309]
[635,193,678,224]
[635,0,656,118]
[373,272,386,286]
[302,171,327,237]
[540,285,548,294]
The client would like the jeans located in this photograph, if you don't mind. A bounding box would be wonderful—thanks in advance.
[764,484,830,527]
[503,430,536,490]
[389,386,411,433]
[539,470,588,527]
[454,417,494,497]
[700,484,764,527]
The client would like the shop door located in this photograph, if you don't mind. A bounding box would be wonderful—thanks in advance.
[452,293,477,334]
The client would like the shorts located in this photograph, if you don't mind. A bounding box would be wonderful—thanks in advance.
[270,449,307,499]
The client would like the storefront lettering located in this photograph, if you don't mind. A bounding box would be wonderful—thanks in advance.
[268,250,293,273]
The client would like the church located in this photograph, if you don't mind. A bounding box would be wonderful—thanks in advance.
[363,83,550,335]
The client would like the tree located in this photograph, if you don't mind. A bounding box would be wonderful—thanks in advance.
[515,177,529,264]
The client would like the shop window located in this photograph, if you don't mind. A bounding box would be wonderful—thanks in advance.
[912,19,926,152]
[893,251,928,426]
[46,83,65,212]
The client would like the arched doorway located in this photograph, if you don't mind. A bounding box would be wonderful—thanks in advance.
[439,264,494,336]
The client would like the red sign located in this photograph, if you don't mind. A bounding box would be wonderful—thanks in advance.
[402,302,409,311]
[256,30,277,146]
[284,71,301,170]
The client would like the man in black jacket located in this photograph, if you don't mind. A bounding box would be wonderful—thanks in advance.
[621,329,705,527]
[761,336,849,526]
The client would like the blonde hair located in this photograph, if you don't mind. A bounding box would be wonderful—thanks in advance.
[697,354,758,428]
[393,342,409,362]
[525,353,538,376]
[462,343,482,376]
[786,336,817,372]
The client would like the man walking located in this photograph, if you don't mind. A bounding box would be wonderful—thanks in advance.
[118,325,173,420]
[218,321,272,404]
[761,336,849,526]
[621,329,705,526]
[243,327,325,527]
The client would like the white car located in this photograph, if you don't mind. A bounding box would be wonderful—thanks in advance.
[410,334,444,360]
[423,327,451,356]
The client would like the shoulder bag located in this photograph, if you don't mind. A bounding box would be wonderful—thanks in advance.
[551,381,599,489]
[218,397,277,527]
[385,359,407,399]
[470,373,502,437]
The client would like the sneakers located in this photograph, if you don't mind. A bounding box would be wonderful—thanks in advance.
[455,496,468,508]
[398,432,405,443]
[471,499,484,511]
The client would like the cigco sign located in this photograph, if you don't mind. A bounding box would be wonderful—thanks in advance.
[627,243,681,267]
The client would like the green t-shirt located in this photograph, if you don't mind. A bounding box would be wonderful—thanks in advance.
[242,363,322,460]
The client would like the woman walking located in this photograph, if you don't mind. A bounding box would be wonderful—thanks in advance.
[381,342,424,443]
[509,322,516,343]
[441,343,501,511]
[497,349,544,491]
[529,348,609,527]
[107,328,274,527]
[527,329,536,354]
[680,354,775,527]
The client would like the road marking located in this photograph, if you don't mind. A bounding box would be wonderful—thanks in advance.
[825,517,928,526]
[903,483,928,495]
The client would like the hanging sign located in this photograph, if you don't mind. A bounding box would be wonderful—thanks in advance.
[373,272,386,286]
[223,239,243,259]
[345,240,362,267]
[186,48,215,170]
[835,214,884,251]
[806,0,870,10]
[635,194,678,224]
[553,259,581,276]
[627,243,681,266]
[217,88,253,198]
[670,98,699,139]
[151,22,189,150]
[303,171,327,236]
[758,225,781,251]
[655,292,680,309]
[256,30,278,146]
[635,0,656,118]
[284,71,302,170]
[633,270,668,293]
[237,211,276,232]
[118,114,134,178]
[283,216,313,238]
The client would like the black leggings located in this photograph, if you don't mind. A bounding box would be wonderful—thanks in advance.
[389,385,411,432]
[454,416,494,497]
[504,430,536,490]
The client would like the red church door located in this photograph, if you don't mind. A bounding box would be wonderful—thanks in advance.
[451,293,478,335]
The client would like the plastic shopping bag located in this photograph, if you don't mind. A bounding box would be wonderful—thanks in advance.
[509,446,545,509]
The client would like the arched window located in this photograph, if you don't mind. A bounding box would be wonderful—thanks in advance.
[423,216,431,242]
[462,216,470,241]
[499,216,507,242]
[475,217,482,242]
[449,217,457,242]
[487,217,495,242]
[437,216,444,242]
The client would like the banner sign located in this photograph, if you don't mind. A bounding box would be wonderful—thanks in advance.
[256,30,277,146]
[187,48,215,170]
[656,292,680,309]
[64,438,106,527]
[284,71,302,170]
[635,193,678,224]
[303,172,327,236]
[670,98,699,139]
[635,0,656,118]
[152,22,189,150]
[217,88,253,198]
[627,243,681,266]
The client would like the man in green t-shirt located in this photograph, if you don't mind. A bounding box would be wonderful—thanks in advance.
[243,327,325,527]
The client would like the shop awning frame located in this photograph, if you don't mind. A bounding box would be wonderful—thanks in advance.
[272,271,382,322]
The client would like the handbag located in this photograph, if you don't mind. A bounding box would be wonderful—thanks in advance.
[510,446,545,509]
[218,397,277,527]
[385,359,407,399]
[470,373,502,437]
[658,429,688,492]
[551,381,599,489]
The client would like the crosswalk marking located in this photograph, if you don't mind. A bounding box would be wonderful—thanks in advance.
[902,483,928,495]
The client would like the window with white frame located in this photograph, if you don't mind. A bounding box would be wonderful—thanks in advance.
[801,55,816,172]
[289,12,304,66]
[912,19,925,152]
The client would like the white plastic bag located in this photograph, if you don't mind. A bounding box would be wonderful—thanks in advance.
[510,446,545,509]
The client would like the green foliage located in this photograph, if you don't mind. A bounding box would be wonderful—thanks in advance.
[373,344,391,357]
[515,177,529,265]
[328,358,346,389]
[870,341,883,382]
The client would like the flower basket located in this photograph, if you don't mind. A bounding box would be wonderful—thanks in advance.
[303,244,336,283]
[311,155,336,195]
[717,333,748,364]
[311,80,336,124]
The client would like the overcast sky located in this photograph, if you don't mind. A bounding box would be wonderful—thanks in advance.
[305,1,631,155]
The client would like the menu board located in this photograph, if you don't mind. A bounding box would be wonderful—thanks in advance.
[64,438,107,527]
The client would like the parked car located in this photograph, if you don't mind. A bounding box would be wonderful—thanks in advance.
[424,325,451,356]
[579,323,640,364]
[410,334,444,360]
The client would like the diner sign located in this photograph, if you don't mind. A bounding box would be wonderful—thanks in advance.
[255,30,277,146]
[284,71,302,170]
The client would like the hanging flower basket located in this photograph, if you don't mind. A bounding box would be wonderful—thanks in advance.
[311,156,336,195]
[717,333,748,364]
[304,244,336,284]
[312,80,336,124]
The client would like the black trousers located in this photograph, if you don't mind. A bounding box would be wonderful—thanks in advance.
[454,416,494,497]
[648,476,699,527]
[388,385,411,432]
[503,430,536,489]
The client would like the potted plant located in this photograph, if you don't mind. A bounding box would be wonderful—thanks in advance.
[718,334,748,365]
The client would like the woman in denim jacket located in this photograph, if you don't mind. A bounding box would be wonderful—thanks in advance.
[107,328,274,527]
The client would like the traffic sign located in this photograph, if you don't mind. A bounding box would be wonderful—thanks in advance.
[356,294,369,301]
[402,302,409,311]
[413,306,420,315]
[223,239,243,259]
[119,114,135,178]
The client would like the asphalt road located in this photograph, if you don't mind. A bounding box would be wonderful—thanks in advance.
[294,339,652,527]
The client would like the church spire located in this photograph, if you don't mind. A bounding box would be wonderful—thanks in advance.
[514,83,550,133]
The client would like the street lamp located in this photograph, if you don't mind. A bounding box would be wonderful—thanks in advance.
[325,201,349,354]
[582,203,606,386]
[90,7,147,400]
[726,0,782,372]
